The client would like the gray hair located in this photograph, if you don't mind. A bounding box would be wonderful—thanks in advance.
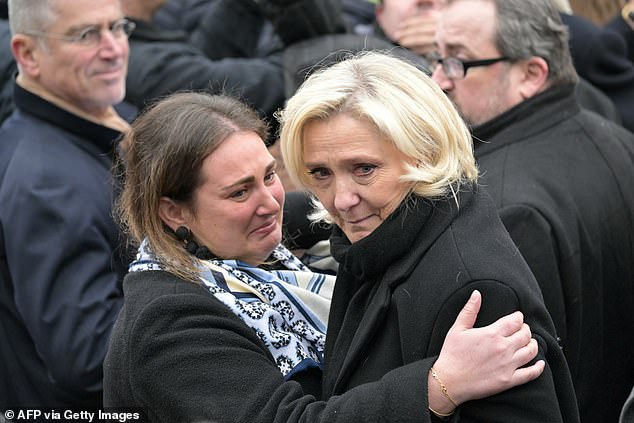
[8,0,57,36]
[551,0,573,14]
[494,0,578,85]
[448,0,578,86]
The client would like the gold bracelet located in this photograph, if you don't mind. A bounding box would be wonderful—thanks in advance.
[428,405,455,417]
[430,367,459,408]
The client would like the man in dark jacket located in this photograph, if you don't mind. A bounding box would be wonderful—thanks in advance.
[432,0,634,422]
[123,0,344,127]
[0,0,135,409]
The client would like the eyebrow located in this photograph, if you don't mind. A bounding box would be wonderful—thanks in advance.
[64,17,124,34]
[304,154,380,170]
[444,41,468,54]
[220,159,276,191]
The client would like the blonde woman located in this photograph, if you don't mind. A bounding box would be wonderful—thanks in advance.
[280,51,579,422]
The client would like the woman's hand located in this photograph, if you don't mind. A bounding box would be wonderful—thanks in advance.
[428,290,544,414]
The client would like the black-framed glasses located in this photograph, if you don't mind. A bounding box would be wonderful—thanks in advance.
[428,53,509,80]
[21,18,136,47]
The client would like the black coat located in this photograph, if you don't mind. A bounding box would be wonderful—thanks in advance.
[473,84,634,423]
[325,188,580,422]
[104,270,442,423]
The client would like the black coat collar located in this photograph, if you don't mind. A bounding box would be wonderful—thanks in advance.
[330,195,432,284]
[472,84,580,156]
[12,82,135,155]
[324,186,478,395]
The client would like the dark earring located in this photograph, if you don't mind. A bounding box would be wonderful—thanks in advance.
[175,226,190,241]
[194,245,214,260]
[175,226,197,254]
[174,225,215,260]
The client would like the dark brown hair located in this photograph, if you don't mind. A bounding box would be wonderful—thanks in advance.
[117,92,268,281]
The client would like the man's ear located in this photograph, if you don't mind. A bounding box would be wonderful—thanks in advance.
[517,56,549,99]
[11,35,41,77]
[158,197,189,232]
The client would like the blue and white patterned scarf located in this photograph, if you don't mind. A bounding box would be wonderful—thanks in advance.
[130,240,335,379]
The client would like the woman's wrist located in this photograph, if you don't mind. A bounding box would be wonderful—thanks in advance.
[427,366,458,417]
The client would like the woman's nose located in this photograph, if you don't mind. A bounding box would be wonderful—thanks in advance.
[333,178,360,212]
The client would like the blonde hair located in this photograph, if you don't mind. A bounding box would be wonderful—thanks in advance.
[278,51,478,222]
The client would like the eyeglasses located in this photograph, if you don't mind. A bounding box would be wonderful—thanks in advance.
[428,53,509,80]
[21,18,136,47]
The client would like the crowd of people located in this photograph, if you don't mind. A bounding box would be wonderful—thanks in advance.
[0,0,633,422]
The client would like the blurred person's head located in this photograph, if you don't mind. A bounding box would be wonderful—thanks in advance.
[375,0,445,43]
[279,51,478,243]
[121,0,168,22]
[8,0,131,118]
[118,92,284,282]
[431,0,578,127]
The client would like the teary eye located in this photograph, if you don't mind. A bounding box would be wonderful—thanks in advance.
[354,164,376,176]
[264,170,277,183]
[307,167,331,180]
[230,189,247,199]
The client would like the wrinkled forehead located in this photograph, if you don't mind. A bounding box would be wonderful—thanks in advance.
[47,0,124,30]
[436,0,497,55]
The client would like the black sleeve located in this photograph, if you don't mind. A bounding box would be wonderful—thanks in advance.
[497,204,569,352]
[126,41,285,127]
[126,291,437,423]
[430,281,578,423]
[259,0,347,45]
[189,0,268,60]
